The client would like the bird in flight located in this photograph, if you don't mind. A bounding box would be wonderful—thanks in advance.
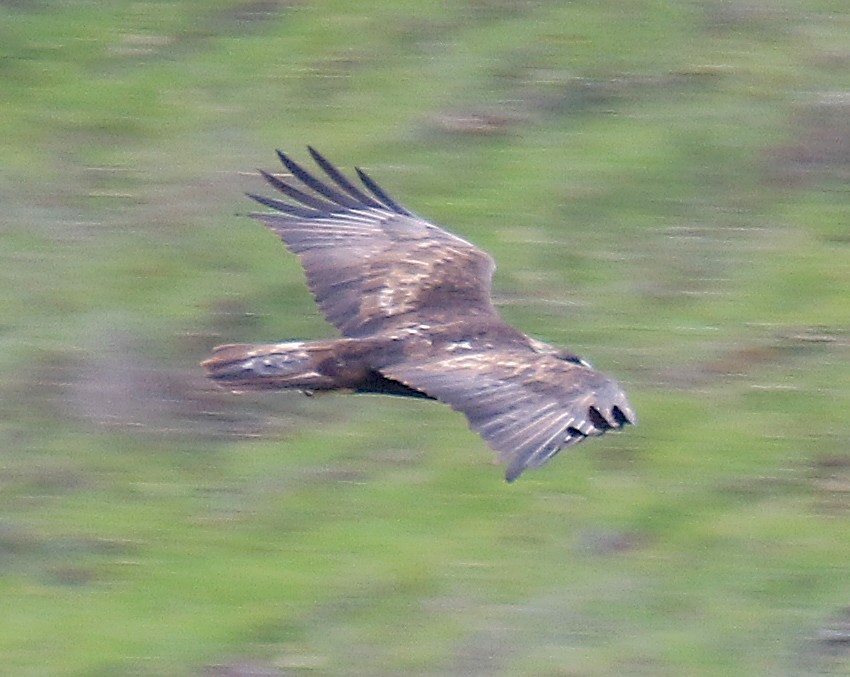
[202,147,635,481]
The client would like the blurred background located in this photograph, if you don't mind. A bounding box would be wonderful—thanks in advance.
[2,1,850,675]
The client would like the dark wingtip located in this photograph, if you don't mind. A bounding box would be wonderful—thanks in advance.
[258,167,279,185]
[504,461,523,483]
[612,405,632,427]
[355,166,413,216]
[245,191,321,218]
[249,147,415,217]
[588,406,613,432]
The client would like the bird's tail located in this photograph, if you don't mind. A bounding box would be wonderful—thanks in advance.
[201,341,339,392]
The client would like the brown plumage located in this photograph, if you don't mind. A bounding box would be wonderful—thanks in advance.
[202,147,635,481]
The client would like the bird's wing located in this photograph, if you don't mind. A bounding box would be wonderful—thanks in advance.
[381,349,635,481]
[248,147,498,338]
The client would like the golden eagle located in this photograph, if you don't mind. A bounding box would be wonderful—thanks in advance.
[203,148,635,481]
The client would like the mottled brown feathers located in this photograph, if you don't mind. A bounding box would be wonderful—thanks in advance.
[203,148,635,481]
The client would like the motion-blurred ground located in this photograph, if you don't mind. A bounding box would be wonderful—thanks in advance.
[2,2,850,675]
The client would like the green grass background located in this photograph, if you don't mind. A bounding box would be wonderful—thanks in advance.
[2,1,850,675]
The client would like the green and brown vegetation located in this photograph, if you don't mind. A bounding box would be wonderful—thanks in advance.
[2,1,850,674]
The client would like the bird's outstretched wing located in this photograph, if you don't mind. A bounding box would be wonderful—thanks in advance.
[382,349,635,481]
[248,147,498,338]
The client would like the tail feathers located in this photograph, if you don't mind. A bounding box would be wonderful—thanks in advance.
[202,341,335,392]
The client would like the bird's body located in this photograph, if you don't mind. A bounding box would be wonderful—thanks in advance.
[203,148,635,481]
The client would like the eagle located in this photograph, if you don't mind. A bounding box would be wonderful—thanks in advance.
[202,147,635,481]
